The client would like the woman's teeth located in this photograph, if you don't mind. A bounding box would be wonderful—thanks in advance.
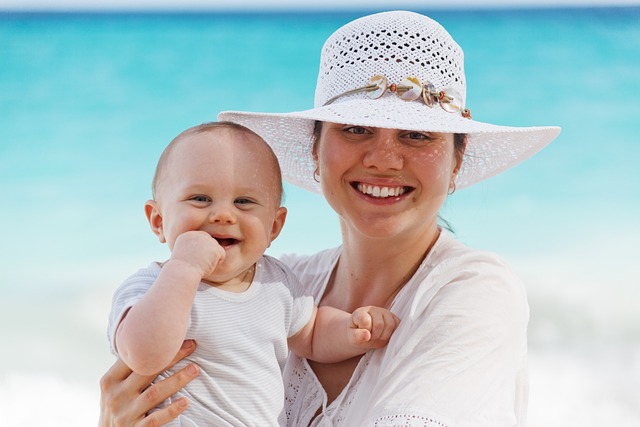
[356,183,406,198]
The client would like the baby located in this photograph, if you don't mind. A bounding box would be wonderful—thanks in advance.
[107,121,399,426]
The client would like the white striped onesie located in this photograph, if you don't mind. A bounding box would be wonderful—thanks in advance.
[108,254,315,427]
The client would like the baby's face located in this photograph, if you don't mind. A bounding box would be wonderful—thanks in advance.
[154,128,285,282]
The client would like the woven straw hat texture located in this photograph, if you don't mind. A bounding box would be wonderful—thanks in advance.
[219,11,561,193]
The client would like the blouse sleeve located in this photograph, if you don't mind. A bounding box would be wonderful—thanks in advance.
[344,252,529,427]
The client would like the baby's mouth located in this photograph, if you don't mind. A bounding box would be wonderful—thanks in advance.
[353,182,412,198]
[214,237,239,248]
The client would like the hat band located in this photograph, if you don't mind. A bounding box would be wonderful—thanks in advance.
[323,74,472,119]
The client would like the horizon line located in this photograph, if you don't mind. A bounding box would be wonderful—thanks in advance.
[2,3,639,13]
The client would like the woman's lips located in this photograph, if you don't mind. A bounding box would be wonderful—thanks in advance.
[353,182,412,198]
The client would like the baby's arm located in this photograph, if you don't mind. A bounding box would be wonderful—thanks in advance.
[289,305,400,363]
[115,231,225,375]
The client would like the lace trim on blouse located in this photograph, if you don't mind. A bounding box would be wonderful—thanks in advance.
[372,414,449,426]
[283,356,321,425]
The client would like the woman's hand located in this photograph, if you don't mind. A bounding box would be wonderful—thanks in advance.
[99,340,200,427]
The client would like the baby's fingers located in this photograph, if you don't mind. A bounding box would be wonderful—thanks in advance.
[367,309,400,346]
[348,327,372,345]
[350,308,373,331]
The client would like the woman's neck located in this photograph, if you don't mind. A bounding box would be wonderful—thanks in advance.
[321,223,441,312]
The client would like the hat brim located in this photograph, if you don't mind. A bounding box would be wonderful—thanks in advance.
[218,96,560,193]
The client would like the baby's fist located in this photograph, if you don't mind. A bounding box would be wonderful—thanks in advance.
[171,231,225,278]
[349,306,400,349]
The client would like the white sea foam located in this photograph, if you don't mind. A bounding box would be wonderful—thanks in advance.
[0,373,99,427]
[528,347,640,427]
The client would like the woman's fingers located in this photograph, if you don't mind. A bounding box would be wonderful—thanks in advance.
[130,340,200,412]
[138,397,189,427]
[100,358,144,427]
[100,356,133,386]
[139,362,200,410]
[167,340,197,370]
[99,340,199,427]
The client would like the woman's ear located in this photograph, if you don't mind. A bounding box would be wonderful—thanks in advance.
[144,200,166,243]
[312,144,319,169]
[267,206,288,246]
[312,124,321,166]
[453,135,467,176]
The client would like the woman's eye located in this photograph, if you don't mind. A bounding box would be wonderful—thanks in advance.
[345,126,368,135]
[406,132,429,140]
[402,132,435,145]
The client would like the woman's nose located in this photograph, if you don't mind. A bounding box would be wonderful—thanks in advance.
[362,134,403,170]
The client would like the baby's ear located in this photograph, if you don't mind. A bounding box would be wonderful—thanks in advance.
[144,200,166,243]
[268,206,288,245]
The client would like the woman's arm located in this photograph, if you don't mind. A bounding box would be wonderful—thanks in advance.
[99,340,200,427]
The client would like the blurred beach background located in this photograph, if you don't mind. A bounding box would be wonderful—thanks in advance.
[1,0,639,425]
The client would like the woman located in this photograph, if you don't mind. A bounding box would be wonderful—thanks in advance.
[99,11,560,426]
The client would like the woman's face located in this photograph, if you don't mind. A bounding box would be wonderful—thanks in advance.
[314,122,463,241]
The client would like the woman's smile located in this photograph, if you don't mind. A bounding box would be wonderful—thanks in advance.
[353,182,412,199]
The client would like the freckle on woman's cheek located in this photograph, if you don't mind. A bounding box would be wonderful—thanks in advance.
[415,150,451,180]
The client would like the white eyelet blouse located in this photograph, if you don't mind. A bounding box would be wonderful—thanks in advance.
[278,231,529,427]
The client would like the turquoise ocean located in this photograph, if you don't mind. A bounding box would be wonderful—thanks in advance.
[1,7,639,426]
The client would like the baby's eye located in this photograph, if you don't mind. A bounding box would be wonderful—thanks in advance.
[190,195,211,203]
[235,198,255,206]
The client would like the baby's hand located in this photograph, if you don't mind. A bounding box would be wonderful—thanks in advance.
[170,231,226,279]
[348,306,400,349]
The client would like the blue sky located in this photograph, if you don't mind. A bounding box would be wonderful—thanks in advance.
[2,0,640,10]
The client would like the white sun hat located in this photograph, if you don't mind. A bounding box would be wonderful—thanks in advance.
[219,10,561,193]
